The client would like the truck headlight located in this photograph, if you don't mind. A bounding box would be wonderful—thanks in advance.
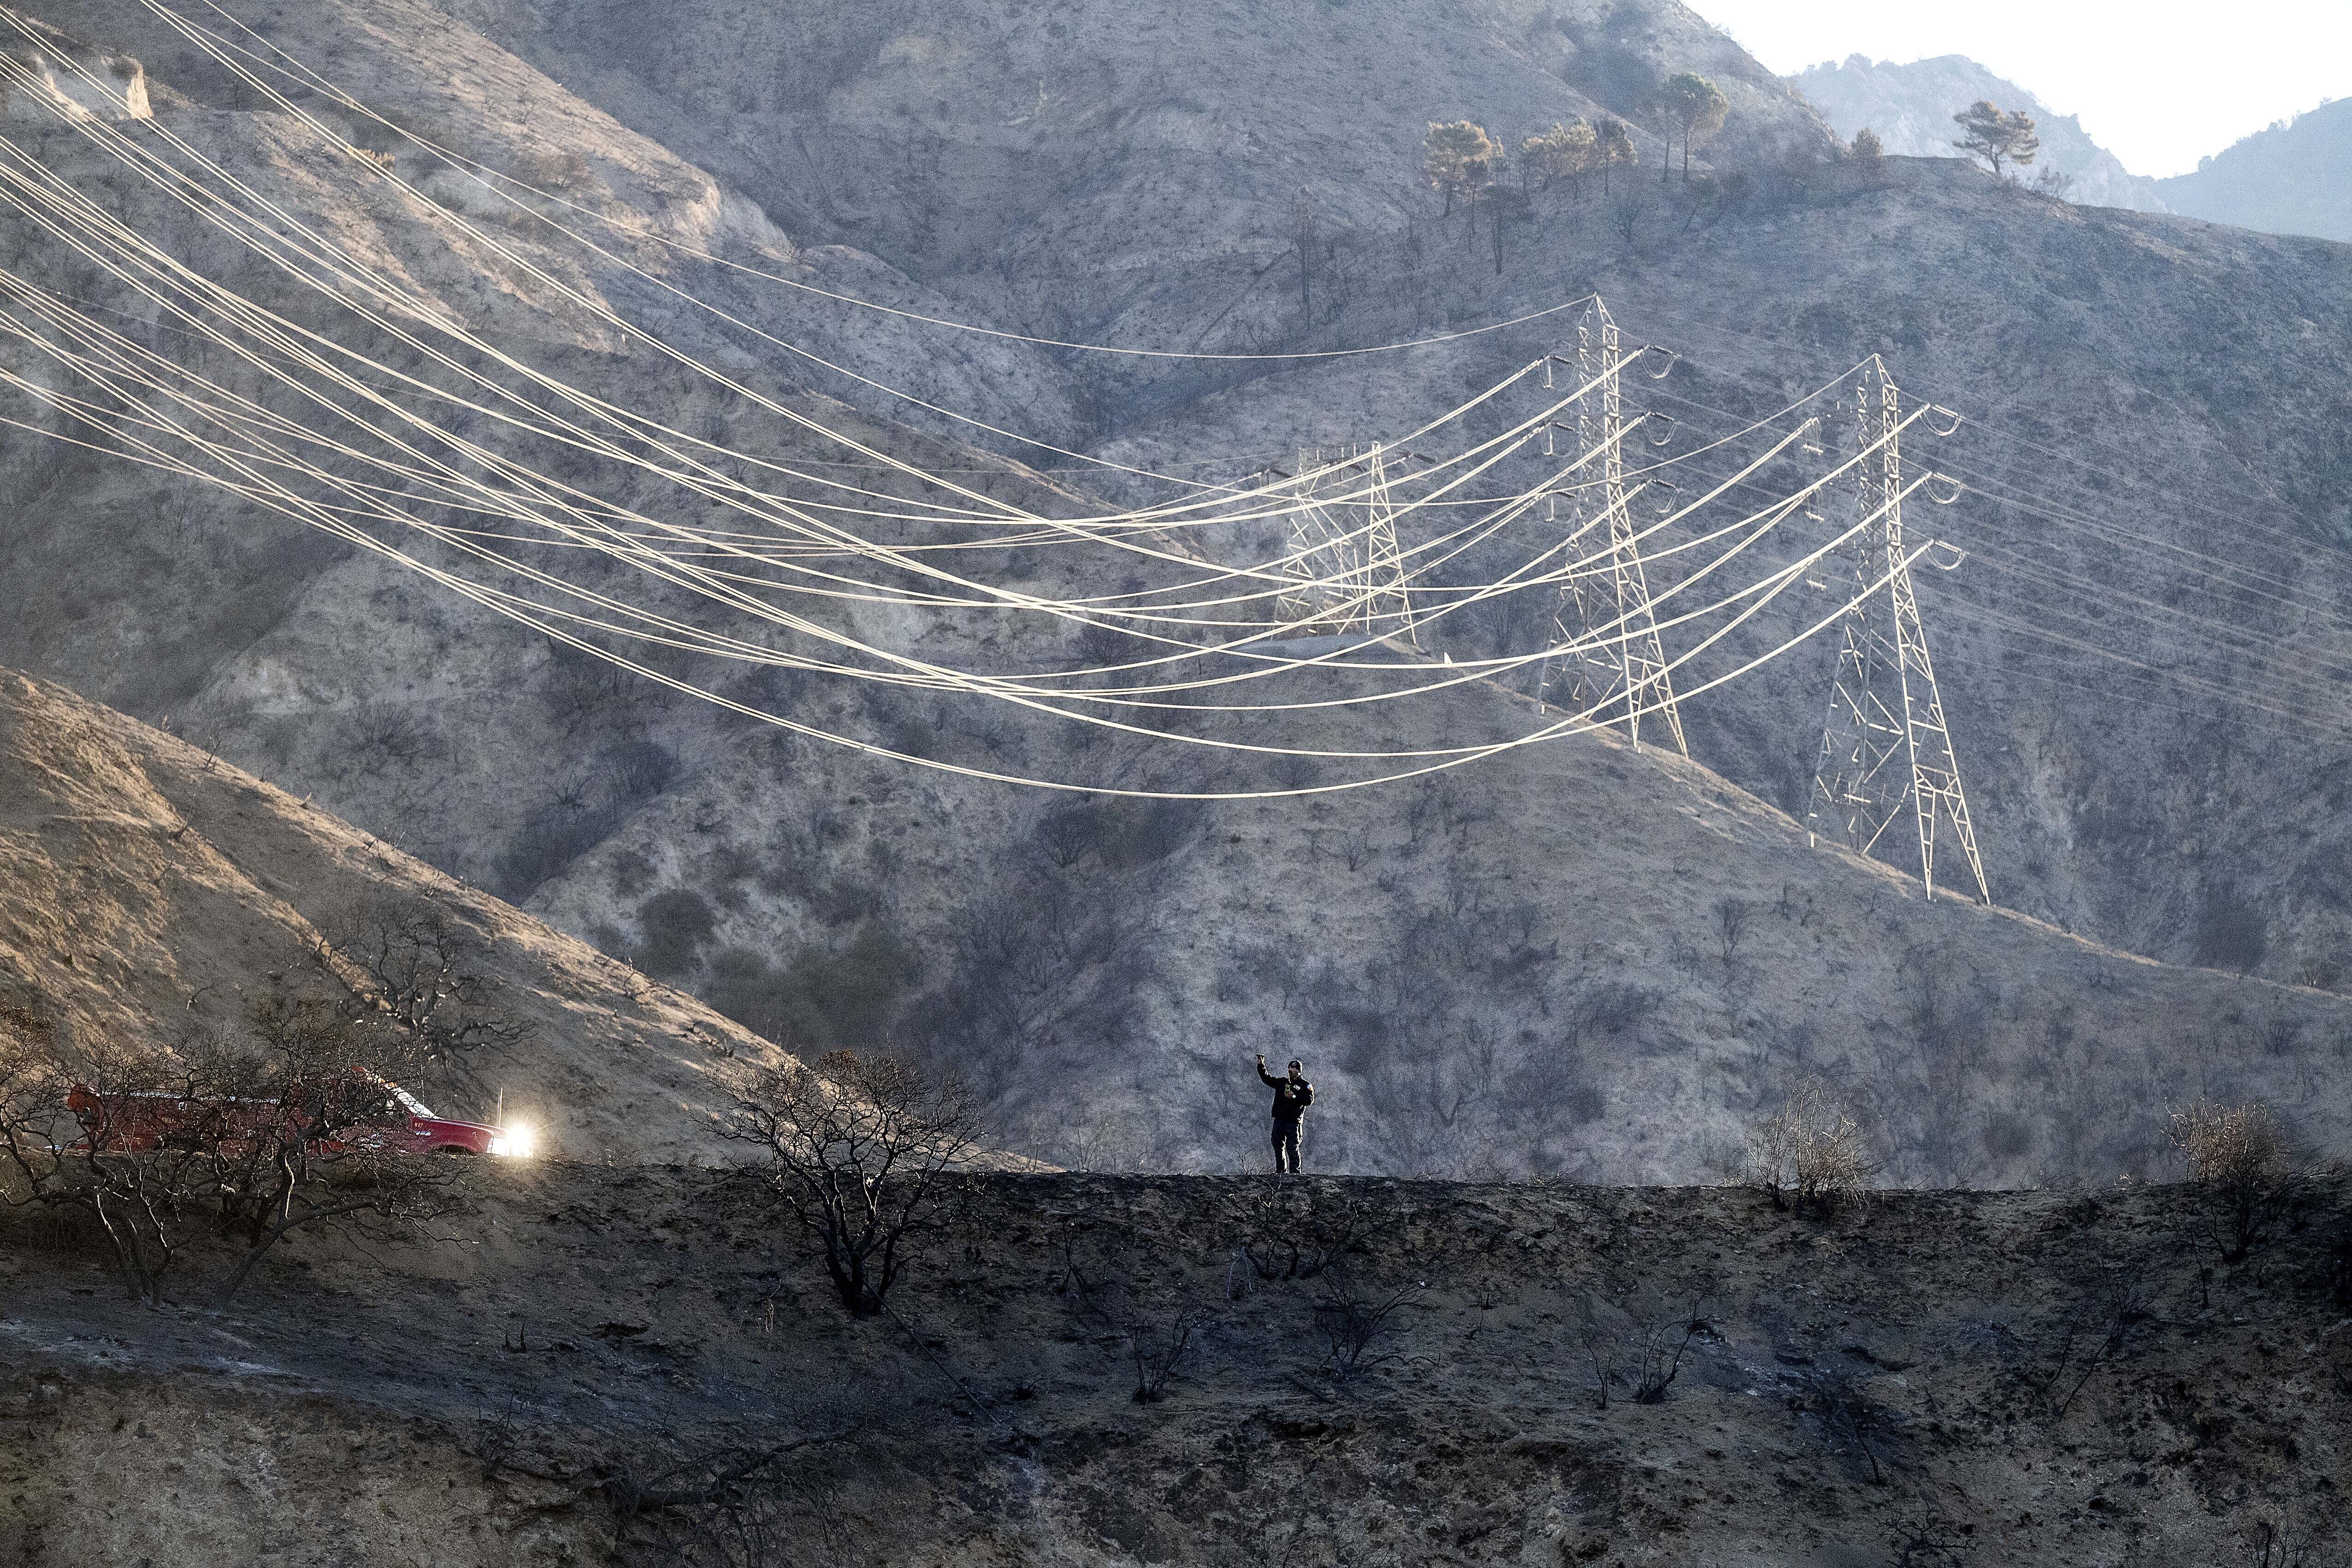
[489,1122,536,1159]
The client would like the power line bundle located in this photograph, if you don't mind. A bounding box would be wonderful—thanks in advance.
[0,2,2004,903]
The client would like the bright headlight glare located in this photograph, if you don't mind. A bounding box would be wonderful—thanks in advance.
[490,1122,536,1159]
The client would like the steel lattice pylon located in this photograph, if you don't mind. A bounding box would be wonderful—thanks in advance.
[1805,358,1990,904]
[1275,445,1418,645]
[1535,300,1686,754]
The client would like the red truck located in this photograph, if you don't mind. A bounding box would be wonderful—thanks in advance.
[64,1073,527,1158]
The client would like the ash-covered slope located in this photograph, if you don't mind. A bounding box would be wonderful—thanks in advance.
[455,0,1833,355]
[424,0,2352,994]
[0,668,788,1160]
[1,2,2351,1187]
[1792,53,2167,212]
[2156,96,2352,243]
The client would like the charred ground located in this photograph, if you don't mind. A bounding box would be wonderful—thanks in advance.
[3,1166,2348,1566]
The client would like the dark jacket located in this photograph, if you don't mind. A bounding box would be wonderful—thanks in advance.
[1259,1064,1314,1123]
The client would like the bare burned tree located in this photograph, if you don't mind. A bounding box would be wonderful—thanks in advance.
[1574,1292,1621,1409]
[0,988,471,1302]
[475,1420,858,1568]
[1807,1364,1889,1484]
[1240,1183,1379,1283]
[204,997,473,1301]
[1574,1281,1715,1407]
[720,1051,980,1316]
[1714,896,1753,962]
[607,1437,842,1568]
[2021,1265,2150,1419]
[319,895,526,1092]
[0,1012,202,1302]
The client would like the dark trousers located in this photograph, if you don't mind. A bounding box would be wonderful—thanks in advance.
[1271,1118,1302,1173]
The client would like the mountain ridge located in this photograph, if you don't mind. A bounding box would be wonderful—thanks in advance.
[2156,95,2352,242]
[1792,53,2167,213]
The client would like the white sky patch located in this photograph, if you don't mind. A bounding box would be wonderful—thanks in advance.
[1693,0,2352,177]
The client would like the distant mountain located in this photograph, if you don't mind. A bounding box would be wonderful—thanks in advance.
[2156,98,2352,242]
[1795,54,2168,213]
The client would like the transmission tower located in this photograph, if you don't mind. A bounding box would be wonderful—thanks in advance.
[1804,358,1990,904]
[1275,445,1418,645]
[1534,299,1687,754]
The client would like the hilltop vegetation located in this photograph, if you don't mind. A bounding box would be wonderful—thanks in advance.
[1794,54,2167,212]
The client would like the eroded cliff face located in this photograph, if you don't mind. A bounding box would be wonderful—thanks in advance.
[0,1,2348,1180]
[4,1170,2349,1568]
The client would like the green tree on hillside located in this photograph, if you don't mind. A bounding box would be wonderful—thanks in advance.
[1595,116,1637,196]
[1423,119,1500,220]
[1650,72,1729,183]
[1519,119,1598,200]
[1952,100,2040,177]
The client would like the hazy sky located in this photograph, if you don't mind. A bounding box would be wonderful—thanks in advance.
[1694,0,2352,178]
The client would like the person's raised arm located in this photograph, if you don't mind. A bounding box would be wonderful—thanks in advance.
[1256,1056,1283,1090]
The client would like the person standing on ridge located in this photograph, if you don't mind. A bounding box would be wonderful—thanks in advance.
[1256,1052,1314,1173]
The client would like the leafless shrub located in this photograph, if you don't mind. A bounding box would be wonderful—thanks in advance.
[1574,1293,1621,1409]
[1575,1283,1715,1407]
[719,1051,980,1315]
[2170,1098,2311,1262]
[516,149,592,190]
[510,1426,853,1568]
[1034,805,1100,869]
[1806,1364,1889,1483]
[342,700,435,772]
[2237,1504,2341,1568]
[0,1022,194,1301]
[1746,1081,1877,1218]
[1055,1238,1206,1404]
[2021,1266,2151,1418]
[540,651,654,739]
[605,739,682,802]
[1609,187,1651,244]
[201,998,472,1301]
[1241,1184,1376,1282]
[1312,1263,1424,1382]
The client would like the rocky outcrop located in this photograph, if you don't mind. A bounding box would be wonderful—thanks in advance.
[0,16,149,125]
